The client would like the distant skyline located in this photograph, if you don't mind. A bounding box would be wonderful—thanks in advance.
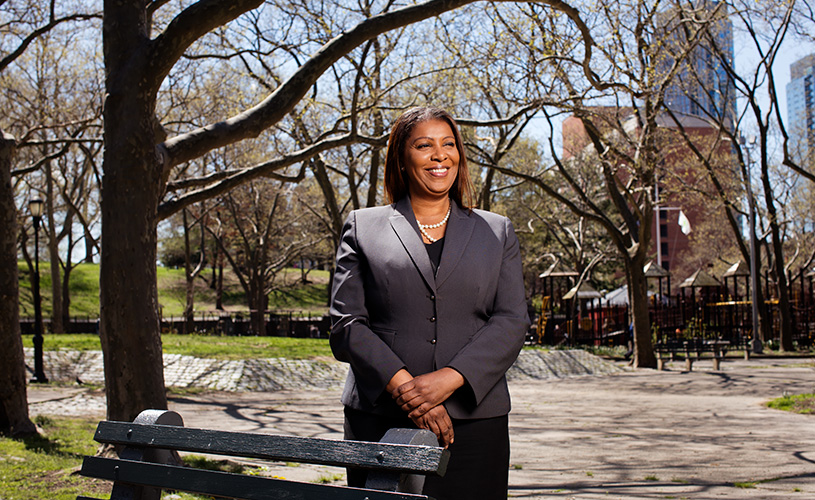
[662,0,737,128]
[785,53,815,161]
[529,18,815,152]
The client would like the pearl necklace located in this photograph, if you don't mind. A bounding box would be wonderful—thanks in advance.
[418,203,451,243]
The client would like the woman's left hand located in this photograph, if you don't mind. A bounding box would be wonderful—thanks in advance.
[392,367,465,419]
[411,404,455,448]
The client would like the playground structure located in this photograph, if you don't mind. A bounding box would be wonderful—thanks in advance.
[535,260,815,349]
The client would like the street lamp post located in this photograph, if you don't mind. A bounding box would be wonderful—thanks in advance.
[29,198,48,383]
[740,136,763,354]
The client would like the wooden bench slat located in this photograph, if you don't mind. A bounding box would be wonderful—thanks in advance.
[80,456,430,500]
[93,421,447,474]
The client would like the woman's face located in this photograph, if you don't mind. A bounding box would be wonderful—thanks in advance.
[402,119,460,201]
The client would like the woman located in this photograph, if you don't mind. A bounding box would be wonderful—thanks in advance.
[329,107,529,499]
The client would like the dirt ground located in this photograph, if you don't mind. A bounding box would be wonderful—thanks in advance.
[29,356,815,499]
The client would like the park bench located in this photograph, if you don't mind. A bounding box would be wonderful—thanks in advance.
[680,338,729,371]
[656,338,730,371]
[76,409,448,500]
[655,338,684,370]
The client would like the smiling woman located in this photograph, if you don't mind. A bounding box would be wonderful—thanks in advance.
[402,120,460,214]
[329,106,530,500]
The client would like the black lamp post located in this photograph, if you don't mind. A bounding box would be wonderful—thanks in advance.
[29,198,48,383]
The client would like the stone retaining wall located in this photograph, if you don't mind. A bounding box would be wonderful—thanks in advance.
[24,348,624,392]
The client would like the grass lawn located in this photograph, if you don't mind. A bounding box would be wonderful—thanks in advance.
[22,333,333,360]
[0,416,109,500]
[18,262,330,319]
[0,416,236,500]
[766,393,815,414]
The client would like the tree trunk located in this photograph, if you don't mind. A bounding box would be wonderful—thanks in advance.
[480,167,495,211]
[216,256,224,310]
[751,242,770,348]
[62,263,73,330]
[0,130,37,436]
[182,209,195,335]
[45,162,64,334]
[628,255,657,368]
[761,177,794,351]
[248,275,267,335]
[99,0,167,422]
[84,225,96,263]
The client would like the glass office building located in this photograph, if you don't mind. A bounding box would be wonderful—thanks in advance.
[660,1,736,129]
[787,54,815,163]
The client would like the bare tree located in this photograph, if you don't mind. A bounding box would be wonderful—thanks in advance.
[0,0,101,437]
[0,133,37,436]
[664,0,815,350]
[445,0,735,367]
[102,0,573,421]
[206,181,323,335]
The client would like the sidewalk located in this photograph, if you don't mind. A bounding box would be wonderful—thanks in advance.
[28,355,815,499]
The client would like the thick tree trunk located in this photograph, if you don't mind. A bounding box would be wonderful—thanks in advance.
[628,256,657,368]
[249,276,267,335]
[100,0,167,422]
[99,136,168,421]
[0,131,37,436]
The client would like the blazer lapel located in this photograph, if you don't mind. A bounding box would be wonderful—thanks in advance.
[435,201,474,289]
[390,197,437,293]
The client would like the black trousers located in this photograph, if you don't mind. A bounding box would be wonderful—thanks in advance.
[343,407,510,500]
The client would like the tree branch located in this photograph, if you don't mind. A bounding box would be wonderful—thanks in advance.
[147,0,264,91]
[161,0,587,169]
[0,13,101,73]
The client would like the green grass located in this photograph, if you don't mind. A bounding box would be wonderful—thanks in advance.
[766,393,815,414]
[733,481,757,489]
[18,261,330,320]
[0,415,107,500]
[732,477,782,489]
[22,333,333,360]
[0,420,286,500]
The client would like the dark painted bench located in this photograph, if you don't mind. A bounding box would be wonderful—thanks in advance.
[76,409,448,500]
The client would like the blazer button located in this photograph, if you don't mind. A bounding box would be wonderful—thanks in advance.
[430,316,436,322]
[430,294,436,301]
[430,339,437,344]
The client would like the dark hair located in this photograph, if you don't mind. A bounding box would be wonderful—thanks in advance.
[383,107,474,208]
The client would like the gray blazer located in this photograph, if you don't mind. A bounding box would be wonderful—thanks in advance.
[329,197,530,420]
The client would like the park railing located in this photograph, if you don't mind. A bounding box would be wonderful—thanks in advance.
[19,312,331,338]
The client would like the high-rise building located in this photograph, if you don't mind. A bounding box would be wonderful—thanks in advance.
[661,1,736,128]
[787,54,815,162]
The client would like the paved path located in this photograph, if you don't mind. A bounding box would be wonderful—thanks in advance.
[28,354,815,499]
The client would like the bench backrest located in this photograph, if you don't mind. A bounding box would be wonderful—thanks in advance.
[78,409,448,500]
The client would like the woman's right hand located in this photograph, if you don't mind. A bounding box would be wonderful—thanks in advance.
[411,404,454,448]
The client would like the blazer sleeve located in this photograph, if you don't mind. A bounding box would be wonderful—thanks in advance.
[445,217,530,406]
[329,212,407,405]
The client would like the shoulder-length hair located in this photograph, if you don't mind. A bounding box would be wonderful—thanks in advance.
[383,106,475,208]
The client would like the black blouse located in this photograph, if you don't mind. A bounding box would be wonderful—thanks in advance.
[425,238,444,275]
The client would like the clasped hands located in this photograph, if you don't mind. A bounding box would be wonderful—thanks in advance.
[387,367,465,448]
